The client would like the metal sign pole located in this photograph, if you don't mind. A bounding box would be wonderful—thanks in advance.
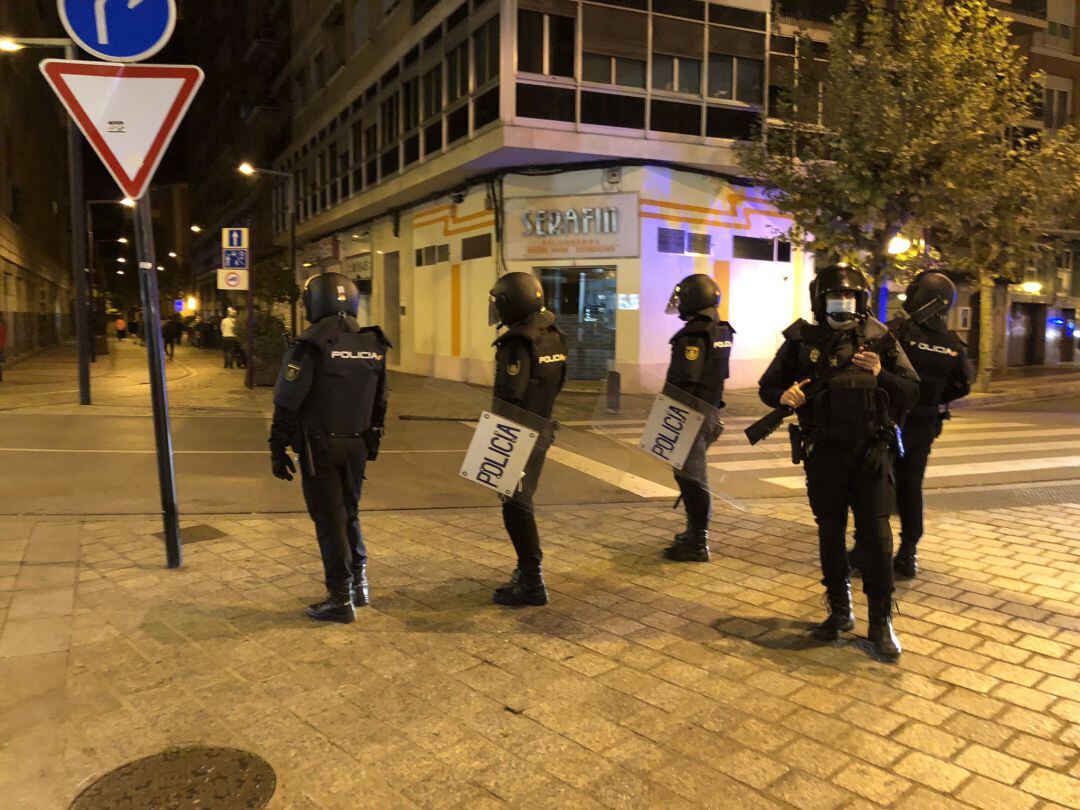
[245,235,254,389]
[134,196,182,568]
[64,42,91,403]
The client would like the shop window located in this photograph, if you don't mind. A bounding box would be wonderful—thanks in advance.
[653,0,705,21]
[516,82,575,121]
[447,105,469,142]
[517,9,575,77]
[438,244,450,262]
[581,90,646,128]
[447,42,469,102]
[474,86,500,128]
[706,105,759,139]
[658,228,686,254]
[708,4,765,30]
[462,233,492,260]
[473,16,500,87]
[416,243,451,266]
[687,232,711,255]
[777,241,792,262]
[424,120,443,154]
[734,235,776,261]
[651,99,701,135]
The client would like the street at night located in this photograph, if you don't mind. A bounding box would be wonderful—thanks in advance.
[2,0,1080,808]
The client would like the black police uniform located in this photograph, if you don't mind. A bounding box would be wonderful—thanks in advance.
[888,315,971,562]
[666,314,734,538]
[492,308,567,590]
[759,315,919,654]
[270,314,389,618]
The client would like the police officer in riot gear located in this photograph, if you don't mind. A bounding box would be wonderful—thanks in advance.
[488,271,567,606]
[269,272,390,623]
[759,266,919,660]
[881,272,971,577]
[663,274,734,562]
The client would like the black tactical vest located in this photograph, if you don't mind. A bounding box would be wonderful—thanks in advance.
[889,318,966,417]
[667,316,734,407]
[298,316,388,434]
[494,310,567,420]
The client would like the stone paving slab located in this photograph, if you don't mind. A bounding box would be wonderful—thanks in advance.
[0,499,1077,808]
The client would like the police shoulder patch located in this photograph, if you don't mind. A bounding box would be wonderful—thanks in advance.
[285,362,301,381]
[684,345,701,361]
[809,348,820,362]
[506,361,521,376]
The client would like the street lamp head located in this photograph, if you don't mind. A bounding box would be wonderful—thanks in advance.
[116,270,125,275]
[0,38,25,52]
[238,162,256,176]
[117,257,127,264]
[117,237,128,244]
[190,224,202,233]
[120,197,136,208]
[168,251,178,258]
[156,265,165,271]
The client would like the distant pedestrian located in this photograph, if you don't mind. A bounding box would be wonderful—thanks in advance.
[221,308,238,368]
[131,317,142,346]
[0,313,7,382]
[115,316,127,341]
[164,315,182,360]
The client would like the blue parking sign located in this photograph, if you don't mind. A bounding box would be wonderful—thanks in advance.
[58,0,177,63]
[223,249,249,269]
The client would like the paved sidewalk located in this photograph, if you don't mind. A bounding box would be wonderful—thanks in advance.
[1,499,1077,808]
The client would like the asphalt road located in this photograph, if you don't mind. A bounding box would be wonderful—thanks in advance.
[1,393,1079,517]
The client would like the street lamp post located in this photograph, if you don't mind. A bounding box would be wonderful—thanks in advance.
[238,162,299,334]
[2,37,92,404]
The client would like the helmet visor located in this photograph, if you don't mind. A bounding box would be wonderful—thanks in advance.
[488,296,501,327]
[665,290,679,315]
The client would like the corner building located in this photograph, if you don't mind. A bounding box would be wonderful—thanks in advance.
[275,0,814,392]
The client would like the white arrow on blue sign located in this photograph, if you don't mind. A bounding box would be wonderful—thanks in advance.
[58,0,177,63]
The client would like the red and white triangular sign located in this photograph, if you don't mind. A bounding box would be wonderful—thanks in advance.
[40,60,204,201]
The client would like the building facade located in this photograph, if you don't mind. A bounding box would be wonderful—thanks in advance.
[0,1,74,361]
[273,0,1074,389]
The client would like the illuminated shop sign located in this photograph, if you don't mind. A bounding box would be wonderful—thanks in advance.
[505,193,639,260]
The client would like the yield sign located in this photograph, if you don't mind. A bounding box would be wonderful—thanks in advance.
[39,59,204,200]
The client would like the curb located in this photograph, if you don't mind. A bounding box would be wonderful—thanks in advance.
[954,378,1080,409]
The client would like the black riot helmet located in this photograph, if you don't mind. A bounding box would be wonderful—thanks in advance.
[489,272,545,327]
[666,274,721,320]
[904,271,956,332]
[811,265,870,327]
[303,272,359,323]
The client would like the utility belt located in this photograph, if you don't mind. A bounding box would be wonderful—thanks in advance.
[297,428,372,477]
[791,422,904,466]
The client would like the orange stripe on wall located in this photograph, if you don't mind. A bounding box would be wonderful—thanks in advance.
[713,261,731,322]
[451,263,461,358]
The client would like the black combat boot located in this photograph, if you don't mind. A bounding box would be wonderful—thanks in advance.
[868,595,902,661]
[893,542,919,579]
[493,567,548,607]
[811,580,856,642]
[351,563,369,607]
[847,543,864,576]
[306,591,356,624]
[664,530,709,562]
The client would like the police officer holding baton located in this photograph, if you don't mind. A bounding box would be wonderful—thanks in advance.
[269,272,390,623]
[758,266,919,660]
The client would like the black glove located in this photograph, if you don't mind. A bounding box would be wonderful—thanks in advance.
[364,426,384,461]
[271,448,296,481]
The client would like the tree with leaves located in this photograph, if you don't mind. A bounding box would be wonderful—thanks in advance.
[739,0,1044,386]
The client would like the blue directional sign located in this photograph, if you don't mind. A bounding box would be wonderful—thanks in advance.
[58,0,177,63]
[223,228,248,249]
[223,249,249,269]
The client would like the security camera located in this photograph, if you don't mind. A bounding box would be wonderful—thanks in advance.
[451,191,465,204]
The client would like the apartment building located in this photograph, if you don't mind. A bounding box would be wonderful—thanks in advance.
[0,1,73,361]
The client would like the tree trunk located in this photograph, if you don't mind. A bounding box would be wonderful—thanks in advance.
[975,273,996,393]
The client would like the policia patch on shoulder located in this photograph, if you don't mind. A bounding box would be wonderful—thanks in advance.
[285,362,302,381]
[809,348,820,363]
[506,360,521,376]
[685,345,700,361]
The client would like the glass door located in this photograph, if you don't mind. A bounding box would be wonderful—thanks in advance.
[537,267,617,381]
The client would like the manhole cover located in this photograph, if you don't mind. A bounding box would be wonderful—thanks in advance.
[70,746,275,809]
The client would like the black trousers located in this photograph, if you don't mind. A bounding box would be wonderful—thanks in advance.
[300,435,368,597]
[805,440,895,598]
[501,439,550,573]
[673,432,715,533]
[895,416,938,548]
[222,337,238,368]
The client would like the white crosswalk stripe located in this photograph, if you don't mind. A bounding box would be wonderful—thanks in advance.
[588,417,1080,493]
